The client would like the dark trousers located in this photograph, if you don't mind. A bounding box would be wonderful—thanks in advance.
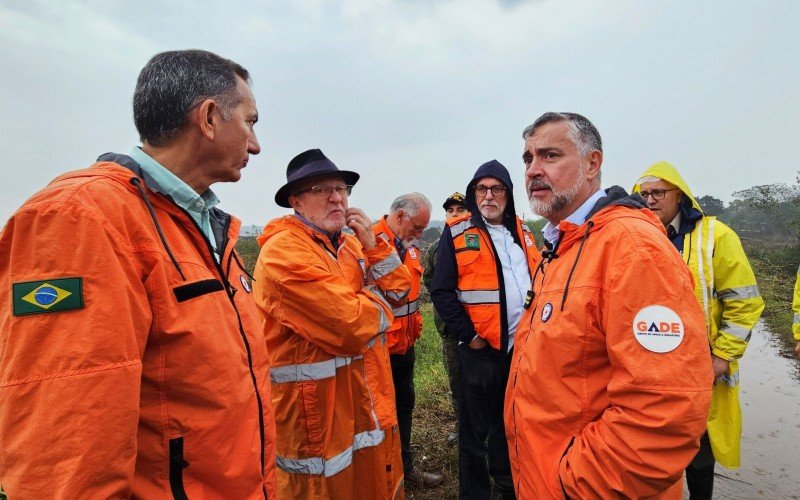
[440,328,460,413]
[390,347,416,474]
[458,344,515,500]
[686,431,715,499]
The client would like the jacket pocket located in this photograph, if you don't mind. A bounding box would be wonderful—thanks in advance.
[169,437,190,500]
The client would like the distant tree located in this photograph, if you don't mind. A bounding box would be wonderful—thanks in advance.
[421,226,442,244]
[729,177,800,244]
[696,195,725,216]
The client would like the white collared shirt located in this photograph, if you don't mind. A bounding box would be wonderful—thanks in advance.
[484,219,532,351]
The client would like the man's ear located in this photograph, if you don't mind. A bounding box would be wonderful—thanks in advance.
[189,98,218,141]
[585,150,603,181]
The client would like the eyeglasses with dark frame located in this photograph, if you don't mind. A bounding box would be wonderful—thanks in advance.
[475,185,506,197]
[639,188,678,201]
[294,184,353,198]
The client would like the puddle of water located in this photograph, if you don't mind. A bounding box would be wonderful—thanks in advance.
[689,321,800,499]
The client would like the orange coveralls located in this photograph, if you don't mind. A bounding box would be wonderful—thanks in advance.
[253,215,410,499]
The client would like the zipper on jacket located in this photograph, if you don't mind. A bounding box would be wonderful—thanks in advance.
[169,437,190,500]
[146,191,268,497]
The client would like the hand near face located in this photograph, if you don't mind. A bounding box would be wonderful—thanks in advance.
[345,207,376,250]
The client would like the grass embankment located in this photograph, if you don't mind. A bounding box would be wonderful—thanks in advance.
[409,302,459,498]
[749,255,798,365]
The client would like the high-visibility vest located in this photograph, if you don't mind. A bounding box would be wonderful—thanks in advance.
[374,216,423,354]
[447,214,539,350]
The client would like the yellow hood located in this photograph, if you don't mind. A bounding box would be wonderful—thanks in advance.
[632,161,703,215]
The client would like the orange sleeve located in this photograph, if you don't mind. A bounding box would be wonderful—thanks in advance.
[364,239,412,306]
[255,234,403,357]
[559,222,713,498]
[0,201,150,498]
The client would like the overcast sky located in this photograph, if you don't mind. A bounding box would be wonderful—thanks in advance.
[1,0,798,226]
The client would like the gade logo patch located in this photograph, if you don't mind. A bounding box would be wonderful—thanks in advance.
[632,305,684,353]
[541,302,553,322]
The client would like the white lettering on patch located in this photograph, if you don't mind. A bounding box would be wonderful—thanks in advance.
[632,305,684,353]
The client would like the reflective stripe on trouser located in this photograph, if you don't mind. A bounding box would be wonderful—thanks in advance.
[456,289,500,305]
[276,425,405,498]
[392,299,419,318]
[277,429,386,477]
[270,334,386,383]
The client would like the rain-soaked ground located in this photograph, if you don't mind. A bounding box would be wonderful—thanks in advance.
[683,321,800,499]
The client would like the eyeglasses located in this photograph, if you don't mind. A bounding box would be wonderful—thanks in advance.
[639,188,678,200]
[475,185,506,197]
[295,185,353,198]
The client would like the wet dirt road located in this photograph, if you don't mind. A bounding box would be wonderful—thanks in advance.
[685,321,800,499]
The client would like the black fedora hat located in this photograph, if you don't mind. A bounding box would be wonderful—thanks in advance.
[275,149,360,208]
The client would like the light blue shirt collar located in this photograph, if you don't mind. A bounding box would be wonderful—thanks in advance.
[542,189,605,247]
[129,147,219,212]
[129,147,220,253]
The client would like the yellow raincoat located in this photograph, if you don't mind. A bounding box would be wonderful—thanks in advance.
[792,271,800,341]
[634,161,764,468]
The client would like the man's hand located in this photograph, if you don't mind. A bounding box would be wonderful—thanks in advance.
[712,354,730,378]
[346,208,376,250]
[469,336,488,350]
[795,341,800,359]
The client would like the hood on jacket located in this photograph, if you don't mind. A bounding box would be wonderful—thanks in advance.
[632,161,704,215]
[465,159,520,237]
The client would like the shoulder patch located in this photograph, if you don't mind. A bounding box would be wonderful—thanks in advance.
[13,278,84,316]
[632,305,684,353]
[465,233,480,249]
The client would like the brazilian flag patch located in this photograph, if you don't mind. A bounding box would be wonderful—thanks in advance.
[12,278,84,316]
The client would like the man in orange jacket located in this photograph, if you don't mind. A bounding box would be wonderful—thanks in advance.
[0,50,277,498]
[505,112,713,499]
[253,149,411,499]
[373,193,444,488]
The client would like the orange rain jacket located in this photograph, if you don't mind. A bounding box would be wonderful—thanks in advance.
[0,154,276,498]
[443,213,539,350]
[253,215,410,499]
[505,187,713,499]
[373,216,423,354]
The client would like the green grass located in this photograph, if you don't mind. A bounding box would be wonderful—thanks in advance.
[750,256,799,367]
[410,303,459,498]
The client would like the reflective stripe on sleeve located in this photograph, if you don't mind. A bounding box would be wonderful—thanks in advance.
[720,321,752,341]
[385,289,410,303]
[392,299,419,318]
[276,428,386,477]
[717,285,761,301]
[370,252,402,280]
[270,355,362,384]
[457,289,500,304]
[450,220,475,239]
[365,333,387,349]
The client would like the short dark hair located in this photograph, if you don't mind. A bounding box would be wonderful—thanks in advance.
[522,112,603,156]
[133,49,250,147]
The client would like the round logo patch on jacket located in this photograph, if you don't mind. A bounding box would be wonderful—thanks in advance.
[541,302,553,322]
[239,275,252,293]
[632,305,684,353]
